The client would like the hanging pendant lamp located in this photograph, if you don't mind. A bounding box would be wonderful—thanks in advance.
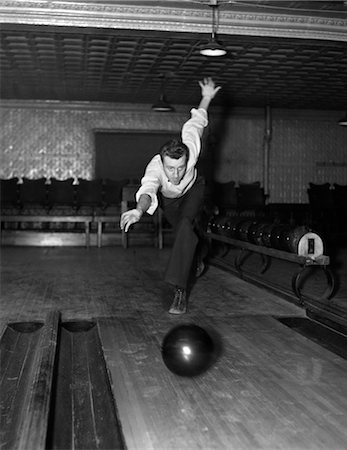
[152,74,175,112]
[200,1,227,57]
[338,112,347,126]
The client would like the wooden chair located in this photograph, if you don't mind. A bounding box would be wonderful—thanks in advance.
[76,178,104,212]
[121,185,163,249]
[332,183,347,233]
[47,178,76,209]
[236,181,267,216]
[19,178,48,209]
[103,178,128,209]
[307,182,334,209]
[307,182,335,234]
[0,178,20,208]
[212,180,237,214]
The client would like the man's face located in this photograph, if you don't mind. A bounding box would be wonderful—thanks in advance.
[162,155,187,185]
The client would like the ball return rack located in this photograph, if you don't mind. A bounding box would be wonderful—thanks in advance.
[206,230,335,305]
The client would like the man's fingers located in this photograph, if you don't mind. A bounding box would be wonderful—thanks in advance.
[120,217,130,232]
[120,212,129,230]
[120,210,139,232]
[124,221,132,233]
[120,215,126,230]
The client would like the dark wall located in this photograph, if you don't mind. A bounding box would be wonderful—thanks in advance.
[95,131,177,180]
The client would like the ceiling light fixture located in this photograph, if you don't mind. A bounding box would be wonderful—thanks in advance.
[338,112,347,126]
[152,93,175,112]
[152,74,175,112]
[200,1,226,57]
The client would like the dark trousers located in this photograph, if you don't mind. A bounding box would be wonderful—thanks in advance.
[159,176,206,289]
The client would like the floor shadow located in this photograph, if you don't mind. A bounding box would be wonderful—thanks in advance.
[276,316,347,360]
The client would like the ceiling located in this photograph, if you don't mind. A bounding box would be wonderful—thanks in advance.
[1,1,347,111]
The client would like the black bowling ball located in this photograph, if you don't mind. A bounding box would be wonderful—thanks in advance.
[161,324,215,377]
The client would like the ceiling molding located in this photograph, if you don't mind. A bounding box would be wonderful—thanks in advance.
[0,98,190,113]
[1,2,346,110]
[1,99,341,121]
[1,1,346,42]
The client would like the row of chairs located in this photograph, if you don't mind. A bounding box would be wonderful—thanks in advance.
[307,182,347,209]
[3,178,344,210]
[212,181,347,212]
[1,182,168,248]
[307,182,347,235]
[212,181,267,213]
[1,177,267,210]
[0,177,130,211]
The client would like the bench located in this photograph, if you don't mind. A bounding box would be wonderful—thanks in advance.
[1,215,94,247]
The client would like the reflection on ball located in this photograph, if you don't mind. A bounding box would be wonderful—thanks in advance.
[161,324,215,377]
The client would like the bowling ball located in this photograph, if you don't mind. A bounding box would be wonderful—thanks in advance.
[161,324,215,377]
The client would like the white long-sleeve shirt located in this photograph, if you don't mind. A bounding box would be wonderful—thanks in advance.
[136,107,208,215]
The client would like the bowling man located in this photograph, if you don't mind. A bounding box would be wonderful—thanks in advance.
[120,77,221,314]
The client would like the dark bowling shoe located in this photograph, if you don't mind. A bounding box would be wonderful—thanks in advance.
[195,259,205,278]
[169,287,187,314]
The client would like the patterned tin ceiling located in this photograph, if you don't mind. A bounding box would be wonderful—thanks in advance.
[1,1,346,110]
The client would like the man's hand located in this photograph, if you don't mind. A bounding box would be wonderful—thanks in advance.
[120,209,142,232]
[199,77,221,100]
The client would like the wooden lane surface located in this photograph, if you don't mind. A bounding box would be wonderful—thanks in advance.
[17,311,60,450]
[46,321,124,450]
[0,311,60,450]
[98,313,347,450]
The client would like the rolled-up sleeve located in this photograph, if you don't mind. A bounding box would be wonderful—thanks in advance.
[181,108,208,166]
[135,156,161,215]
[135,108,208,215]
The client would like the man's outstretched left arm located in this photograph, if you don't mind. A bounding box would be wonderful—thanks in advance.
[120,194,152,233]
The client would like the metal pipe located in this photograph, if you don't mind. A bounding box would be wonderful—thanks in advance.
[263,105,272,199]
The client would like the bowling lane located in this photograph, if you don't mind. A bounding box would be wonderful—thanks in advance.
[98,313,347,450]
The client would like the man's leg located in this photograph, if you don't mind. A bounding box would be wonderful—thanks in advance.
[164,216,199,289]
[160,177,205,313]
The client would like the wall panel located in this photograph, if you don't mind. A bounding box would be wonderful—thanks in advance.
[269,115,347,203]
[0,102,183,181]
[1,101,346,204]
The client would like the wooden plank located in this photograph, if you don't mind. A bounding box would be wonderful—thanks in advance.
[305,299,347,335]
[15,311,60,450]
[1,217,92,247]
[0,321,8,340]
[47,322,124,450]
[94,216,120,248]
[86,326,124,449]
[207,233,330,265]
[0,323,42,449]
[1,216,93,222]
[1,231,92,247]
[98,314,347,450]
[45,324,73,450]
[71,329,99,449]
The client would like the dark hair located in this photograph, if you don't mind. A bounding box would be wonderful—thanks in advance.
[159,139,189,163]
